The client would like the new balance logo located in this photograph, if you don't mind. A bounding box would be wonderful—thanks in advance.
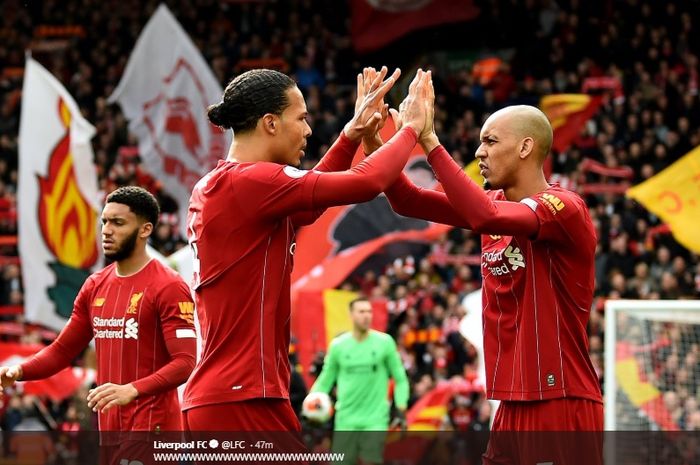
[125,318,139,339]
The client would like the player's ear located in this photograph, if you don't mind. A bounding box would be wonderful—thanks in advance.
[519,136,534,160]
[139,222,153,239]
[261,114,278,135]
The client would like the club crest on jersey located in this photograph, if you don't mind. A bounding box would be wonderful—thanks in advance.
[546,373,556,387]
[283,166,309,179]
[126,292,143,315]
[482,245,525,276]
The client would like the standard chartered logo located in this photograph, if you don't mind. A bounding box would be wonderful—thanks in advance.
[125,318,139,339]
[482,245,526,276]
[93,316,139,339]
[504,245,525,270]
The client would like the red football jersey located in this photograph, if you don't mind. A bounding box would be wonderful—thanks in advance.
[183,161,323,410]
[481,186,602,402]
[183,128,419,411]
[49,260,195,432]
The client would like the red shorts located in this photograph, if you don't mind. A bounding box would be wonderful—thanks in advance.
[484,398,603,465]
[183,399,306,463]
[492,397,603,431]
[182,398,301,431]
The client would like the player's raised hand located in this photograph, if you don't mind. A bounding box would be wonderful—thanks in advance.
[420,71,435,138]
[344,66,400,142]
[87,382,139,413]
[419,70,440,153]
[360,67,391,130]
[360,67,391,154]
[0,365,22,388]
[396,69,429,136]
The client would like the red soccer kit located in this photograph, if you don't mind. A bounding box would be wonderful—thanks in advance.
[21,259,197,433]
[385,146,603,429]
[183,128,417,428]
[478,186,601,402]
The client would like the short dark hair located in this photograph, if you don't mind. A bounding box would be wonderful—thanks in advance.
[349,297,371,311]
[207,69,296,133]
[106,186,160,227]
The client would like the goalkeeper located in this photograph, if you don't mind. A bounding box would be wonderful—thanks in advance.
[309,297,409,464]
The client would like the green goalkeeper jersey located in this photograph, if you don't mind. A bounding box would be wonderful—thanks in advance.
[311,330,409,430]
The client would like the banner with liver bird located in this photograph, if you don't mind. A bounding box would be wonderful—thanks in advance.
[18,57,102,331]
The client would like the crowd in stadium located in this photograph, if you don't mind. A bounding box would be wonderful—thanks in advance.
[1,0,700,435]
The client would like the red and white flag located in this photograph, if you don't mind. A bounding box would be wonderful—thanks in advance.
[109,4,231,235]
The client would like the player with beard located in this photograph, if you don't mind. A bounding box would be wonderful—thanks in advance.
[183,67,431,432]
[1,186,196,464]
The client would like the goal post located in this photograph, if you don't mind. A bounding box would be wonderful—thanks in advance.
[604,299,700,431]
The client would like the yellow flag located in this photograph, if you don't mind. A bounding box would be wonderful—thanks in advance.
[464,159,483,185]
[626,145,700,253]
[323,289,359,343]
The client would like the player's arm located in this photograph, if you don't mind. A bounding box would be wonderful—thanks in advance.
[239,70,430,221]
[239,121,419,220]
[292,67,398,227]
[365,131,474,230]
[313,69,431,207]
[385,173,473,229]
[362,132,472,230]
[1,280,95,387]
[364,132,472,228]
[290,131,359,227]
[313,66,397,174]
[415,73,537,236]
[311,125,418,207]
[385,336,409,411]
[310,341,340,394]
[87,280,196,413]
[310,131,358,173]
[355,67,472,230]
[427,144,540,236]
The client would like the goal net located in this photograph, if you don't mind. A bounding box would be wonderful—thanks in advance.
[604,300,700,431]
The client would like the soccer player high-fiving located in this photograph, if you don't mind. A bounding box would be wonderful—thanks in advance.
[374,72,603,463]
[182,67,432,432]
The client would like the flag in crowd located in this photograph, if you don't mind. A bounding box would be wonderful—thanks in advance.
[350,0,480,53]
[18,57,102,332]
[540,93,604,153]
[627,144,700,253]
[108,4,231,237]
